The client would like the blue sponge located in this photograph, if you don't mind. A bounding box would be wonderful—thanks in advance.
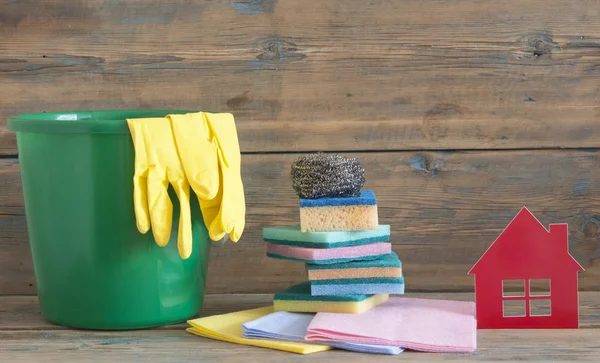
[311,283,405,296]
[310,277,405,296]
[311,277,405,286]
[274,281,374,302]
[307,252,401,270]
[299,190,377,208]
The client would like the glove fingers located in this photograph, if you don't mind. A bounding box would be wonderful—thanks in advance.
[204,113,245,242]
[210,177,245,242]
[199,193,223,241]
[209,223,227,242]
[147,169,173,247]
[210,151,234,240]
[169,113,220,200]
[200,168,234,242]
[229,196,245,242]
[173,180,193,259]
[126,119,151,234]
[133,175,150,234]
[197,158,224,241]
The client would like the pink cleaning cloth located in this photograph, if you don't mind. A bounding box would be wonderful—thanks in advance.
[305,297,477,353]
[266,242,391,264]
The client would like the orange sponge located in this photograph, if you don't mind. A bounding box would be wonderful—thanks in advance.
[308,252,402,280]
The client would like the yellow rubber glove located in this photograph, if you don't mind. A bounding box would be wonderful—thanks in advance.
[204,112,246,242]
[126,117,193,260]
[127,116,151,235]
[168,112,222,242]
[169,112,220,201]
[196,163,226,241]
[168,112,245,242]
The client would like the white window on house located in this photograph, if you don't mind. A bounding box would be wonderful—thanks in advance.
[502,278,552,317]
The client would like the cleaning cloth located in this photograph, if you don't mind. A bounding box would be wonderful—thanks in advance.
[299,190,378,232]
[266,242,392,264]
[263,225,390,248]
[306,297,477,353]
[308,252,402,280]
[274,281,388,313]
[242,311,403,355]
[186,306,331,354]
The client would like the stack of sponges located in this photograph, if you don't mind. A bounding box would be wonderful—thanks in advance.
[264,153,405,314]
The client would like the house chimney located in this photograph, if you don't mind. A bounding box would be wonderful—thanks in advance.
[549,223,569,253]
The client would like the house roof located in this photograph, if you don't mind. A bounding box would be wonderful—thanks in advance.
[468,207,584,275]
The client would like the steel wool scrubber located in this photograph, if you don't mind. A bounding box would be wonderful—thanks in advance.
[291,153,366,199]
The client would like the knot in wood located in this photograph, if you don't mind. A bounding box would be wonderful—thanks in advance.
[583,217,600,239]
[528,32,559,57]
[408,155,444,176]
[256,36,306,62]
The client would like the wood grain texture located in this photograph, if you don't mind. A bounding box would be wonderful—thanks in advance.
[2,0,600,154]
[3,292,600,330]
[0,294,272,330]
[2,150,600,295]
[1,293,600,362]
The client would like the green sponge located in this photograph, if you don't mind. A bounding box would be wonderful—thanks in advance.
[275,281,370,302]
[263,224,390,248]
[273,281,389,314]
[308,252,401,270]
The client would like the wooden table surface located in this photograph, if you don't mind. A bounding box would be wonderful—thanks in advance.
[2,292,599,362]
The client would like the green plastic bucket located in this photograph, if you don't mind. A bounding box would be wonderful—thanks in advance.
[8,110,212,330]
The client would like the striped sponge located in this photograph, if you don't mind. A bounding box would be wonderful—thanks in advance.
[273,281,389,314]
[263,224,390,249]
[310,277,405,296]
[266,242,392,264]
[308,252,402,280]
[299,190,378,232]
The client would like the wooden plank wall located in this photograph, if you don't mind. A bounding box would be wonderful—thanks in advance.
[1,0,600,295]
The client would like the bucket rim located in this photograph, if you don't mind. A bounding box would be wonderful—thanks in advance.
[7,109,202,134]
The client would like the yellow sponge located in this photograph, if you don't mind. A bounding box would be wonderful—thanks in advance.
[299,190,378,232]
[300,205,378,232]
[274,295,388,314]
[273,281,388,314]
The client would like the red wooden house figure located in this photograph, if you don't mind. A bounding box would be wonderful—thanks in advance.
[468,207,584,329]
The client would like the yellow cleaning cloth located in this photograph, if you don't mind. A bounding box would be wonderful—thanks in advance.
[186,306,331,354]
[126,117,193,259]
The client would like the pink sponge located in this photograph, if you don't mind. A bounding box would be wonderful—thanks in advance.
[266,242,392,264]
